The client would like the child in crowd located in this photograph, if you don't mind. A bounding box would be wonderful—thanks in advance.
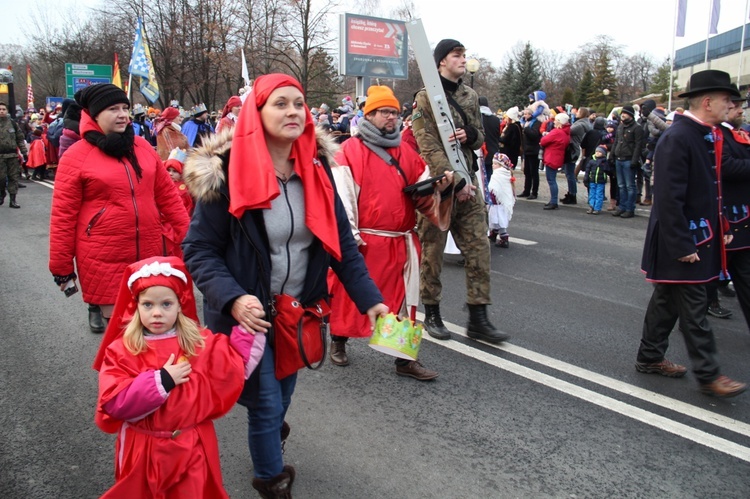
[584,146,610,214]
[26,127,47,180]
[93,256,265,499]
[161,148,193,258]
[488,153,516,248]
[164,148,193,216]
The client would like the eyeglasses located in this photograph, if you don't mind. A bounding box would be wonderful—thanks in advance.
[376,109,400,118]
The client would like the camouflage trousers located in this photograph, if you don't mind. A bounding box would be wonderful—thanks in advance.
[418,176,491,305]
[0,156,21,196]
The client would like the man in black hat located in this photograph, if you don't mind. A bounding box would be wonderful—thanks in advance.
[411,39,509,344]
[636,69,746,397]
[719,86,750,334]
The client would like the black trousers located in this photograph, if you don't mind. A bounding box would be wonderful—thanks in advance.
[728,250,750,332]
[522,154,540,196]
[637,283,719,383]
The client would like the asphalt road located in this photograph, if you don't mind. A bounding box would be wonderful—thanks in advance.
[2,179,750,498]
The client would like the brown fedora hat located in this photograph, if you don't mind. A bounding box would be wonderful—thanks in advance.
[678,70,741,98]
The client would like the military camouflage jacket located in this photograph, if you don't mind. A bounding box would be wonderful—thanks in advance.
[0,117,27,158]
[412,76,484,178]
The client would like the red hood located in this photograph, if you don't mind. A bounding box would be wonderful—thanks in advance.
[79,110,104,136]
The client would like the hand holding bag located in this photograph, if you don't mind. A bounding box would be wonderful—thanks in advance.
[272,293,331,380]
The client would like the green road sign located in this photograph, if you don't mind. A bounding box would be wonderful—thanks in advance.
[65,63,112,99]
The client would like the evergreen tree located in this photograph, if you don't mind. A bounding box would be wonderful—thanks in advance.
[650,60,678,103]
[514,42,542,108]
[561,88,575,108]
[588,49,618,114]
[575,70,594,107]
[498,59,517,110]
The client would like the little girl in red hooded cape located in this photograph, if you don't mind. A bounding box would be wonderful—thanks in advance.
[92,256,265,499]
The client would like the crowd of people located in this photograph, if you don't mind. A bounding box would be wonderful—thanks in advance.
[1,33,749,497]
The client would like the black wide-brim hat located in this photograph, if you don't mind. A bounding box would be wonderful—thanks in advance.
[678,69,741,98]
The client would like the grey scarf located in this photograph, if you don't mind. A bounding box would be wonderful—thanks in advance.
[357,118,402,148]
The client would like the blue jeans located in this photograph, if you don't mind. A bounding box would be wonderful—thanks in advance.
[615,160,637,212]
[589,182,605,211]
[563,161,577,196]
[246,344,297,479]
[545,166,559,204]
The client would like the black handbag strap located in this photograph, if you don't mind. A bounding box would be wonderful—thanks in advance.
[358,137,408,187]
[297,303,329,370]
[445,92,469,128]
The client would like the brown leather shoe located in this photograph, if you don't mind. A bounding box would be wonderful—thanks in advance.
[396,360,438,381]
[700,375,747,398]
[635,359,687,378]
[329,340,349,366]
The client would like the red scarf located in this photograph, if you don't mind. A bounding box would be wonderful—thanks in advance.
[228,74,341,260]
[712,127,730,280]
[731,128,750,145]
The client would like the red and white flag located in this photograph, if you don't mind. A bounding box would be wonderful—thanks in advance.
[26,64,34,110]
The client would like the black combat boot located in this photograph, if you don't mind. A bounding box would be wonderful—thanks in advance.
[88,305,106,333]
[467,304,510,343]
[252,465,295,499]
[0,189,5,205]
[423,304,451,340]
[8,194,19,209]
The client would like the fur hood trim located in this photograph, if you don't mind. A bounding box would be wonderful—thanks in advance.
[184,125,340,203]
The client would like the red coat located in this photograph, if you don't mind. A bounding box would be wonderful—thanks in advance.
[26,137,46,168]
[49,113,190,305]
[540,123,570,169]
[96,330,245,498]
[327,137,450,337]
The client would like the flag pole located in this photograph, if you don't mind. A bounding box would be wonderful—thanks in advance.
[669,0,679,111]
[739,0,750,90]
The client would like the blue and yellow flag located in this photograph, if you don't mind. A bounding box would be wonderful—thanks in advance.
[129,18,160,104]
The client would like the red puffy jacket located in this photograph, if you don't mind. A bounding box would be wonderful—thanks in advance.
[49,112,190,305]
[540,123,571,169]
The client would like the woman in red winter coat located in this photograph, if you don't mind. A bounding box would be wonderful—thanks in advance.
[49,84,190,334]
[539,112,571,210]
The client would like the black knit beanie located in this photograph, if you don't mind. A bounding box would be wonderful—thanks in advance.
[434,39,464,68]
[74,83,130,118]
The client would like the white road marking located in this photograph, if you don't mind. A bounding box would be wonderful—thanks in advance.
[31,180,54,190]
[507,237,537,246]
[418,314,750,462]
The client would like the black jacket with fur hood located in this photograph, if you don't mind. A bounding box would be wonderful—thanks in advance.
[181,128,382,386]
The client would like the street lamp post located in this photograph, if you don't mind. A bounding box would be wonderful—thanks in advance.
[466,58,480,88]
[602,88,610,116]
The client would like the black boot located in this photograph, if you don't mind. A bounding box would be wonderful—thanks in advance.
[252,465,295,499]
[8,194,19,209]
[88,305,106,333]
[0,190,4,205]
[467,304,510,343]
[423,304,451,340]
[488,229,498,243]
